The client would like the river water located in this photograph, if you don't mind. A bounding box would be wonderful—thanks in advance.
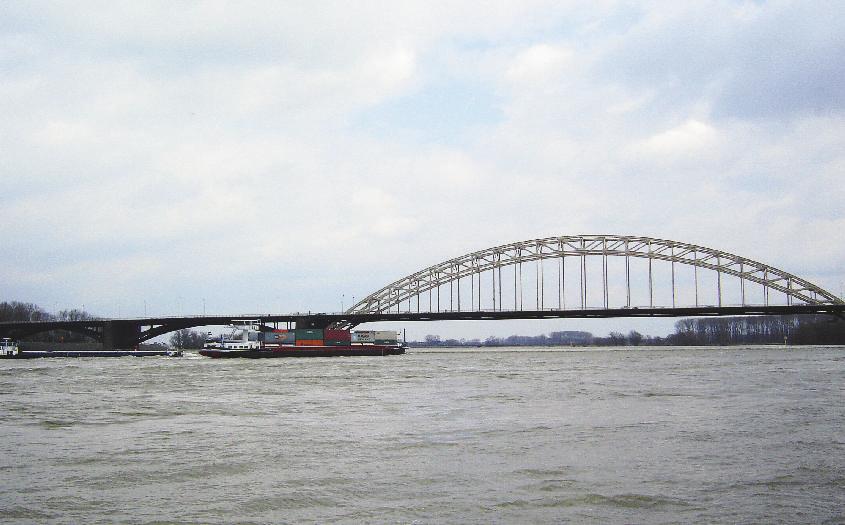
[1,346,843,524]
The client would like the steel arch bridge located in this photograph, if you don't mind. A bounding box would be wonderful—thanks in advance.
[347,235,843,316]
[2,234,842,348]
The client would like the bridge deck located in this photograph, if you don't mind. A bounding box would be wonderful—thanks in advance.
[1,304,843,349]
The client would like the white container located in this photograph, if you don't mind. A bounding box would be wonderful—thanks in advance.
[374,331,398,341]
[351,331,375,343]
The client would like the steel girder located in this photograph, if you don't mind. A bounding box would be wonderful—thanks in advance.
[347,235,843,314]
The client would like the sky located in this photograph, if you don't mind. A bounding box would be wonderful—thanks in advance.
[2,1,844,340]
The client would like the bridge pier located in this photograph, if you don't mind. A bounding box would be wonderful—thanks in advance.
[102,320,141,350]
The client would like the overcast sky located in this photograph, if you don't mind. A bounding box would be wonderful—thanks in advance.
[2,1,844,339]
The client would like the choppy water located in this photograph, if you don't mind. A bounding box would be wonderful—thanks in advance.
[1,346,843,524]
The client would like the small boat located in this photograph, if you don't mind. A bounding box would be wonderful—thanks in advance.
[198,322,406,358]
[1,338,184,359]
[0,338,20,358]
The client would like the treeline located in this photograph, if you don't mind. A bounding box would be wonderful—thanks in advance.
[412,314,845,347]
[415,331,590,347]
[412,330,661,347]
[665,315,845,345]
[0,301,97,342]
[169,329,206,349]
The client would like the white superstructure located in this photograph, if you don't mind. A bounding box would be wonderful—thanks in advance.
[203,321,262,350]
[0,338,19,357]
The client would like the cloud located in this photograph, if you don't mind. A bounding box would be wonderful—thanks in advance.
[506,44,574,83]
[587,1,845,121]
[631,119,721,159]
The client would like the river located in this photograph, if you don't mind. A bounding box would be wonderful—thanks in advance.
[1,346,843,524]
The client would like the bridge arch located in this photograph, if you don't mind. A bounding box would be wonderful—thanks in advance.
[348,235,842,315]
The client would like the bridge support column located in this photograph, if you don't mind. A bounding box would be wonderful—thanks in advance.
[102,321,141,350]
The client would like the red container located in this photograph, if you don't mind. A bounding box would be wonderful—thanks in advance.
[323,329,351,342]
[295,340,324,346]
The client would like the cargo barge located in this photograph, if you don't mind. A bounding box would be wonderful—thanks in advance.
[198,345,404,358]
[0,339,182,359]
[198,323,405,358]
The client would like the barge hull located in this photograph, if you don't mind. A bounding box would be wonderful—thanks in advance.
[1,350,180,359]
[199,345,405,358]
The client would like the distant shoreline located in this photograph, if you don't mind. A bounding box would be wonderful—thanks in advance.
[408,343,845,349]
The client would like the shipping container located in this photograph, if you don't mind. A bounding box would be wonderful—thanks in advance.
[374,331,399,341]
[324,329,351,342]
[295,340,324,346]
[295,328,324,340]
[351,331,375,343]
[262,331,295,344]
[324,340,351,346]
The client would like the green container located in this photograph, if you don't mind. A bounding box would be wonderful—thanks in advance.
[374,339,397,345]
[295,328,324,341]
[324,340,350,346]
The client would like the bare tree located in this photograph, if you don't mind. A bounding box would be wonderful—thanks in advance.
[169,329,206,349]
[627,330,644,346]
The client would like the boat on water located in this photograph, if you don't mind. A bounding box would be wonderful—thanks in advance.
[1,338,20,358]
[198,322,405,358]
[0,337,183,359]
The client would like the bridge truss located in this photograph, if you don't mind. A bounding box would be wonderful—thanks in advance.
[348,235,843,315]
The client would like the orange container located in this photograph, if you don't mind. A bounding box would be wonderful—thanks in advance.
[295,340,324,346]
